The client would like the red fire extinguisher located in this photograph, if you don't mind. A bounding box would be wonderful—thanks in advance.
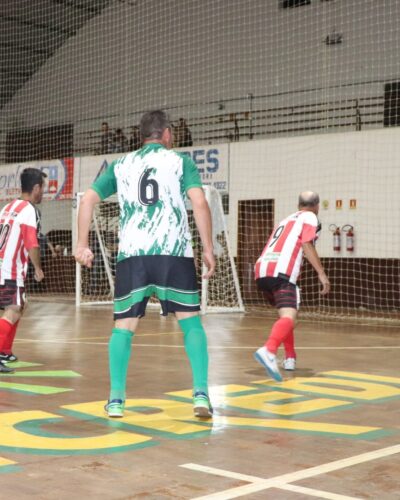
[342,224,354,252]
[329,224,341,252]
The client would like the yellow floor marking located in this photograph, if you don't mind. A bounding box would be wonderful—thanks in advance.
[0,457,17,467]
[325,370,400,384]
[63,400,207,436]
[254,375,400,400]
[0,411,151,450]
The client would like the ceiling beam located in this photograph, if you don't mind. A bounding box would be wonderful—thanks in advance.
[0,41,53,56]
[50,0,111,16]
[0,14,76,36]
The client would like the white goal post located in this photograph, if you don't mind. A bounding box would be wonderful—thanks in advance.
[74,186,244,314]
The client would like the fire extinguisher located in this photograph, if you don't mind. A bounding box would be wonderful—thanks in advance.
[329,224,341,252]
[342,225,354,252]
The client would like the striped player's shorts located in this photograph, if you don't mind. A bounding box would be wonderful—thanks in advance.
[256,276,300,310]
[0,279,26,310]
[114,255,200,319]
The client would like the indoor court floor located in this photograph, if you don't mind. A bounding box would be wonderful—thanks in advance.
[0,302,399,499]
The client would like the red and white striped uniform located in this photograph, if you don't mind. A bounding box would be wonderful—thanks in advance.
[0,199,39,286]
[255,210,318,285]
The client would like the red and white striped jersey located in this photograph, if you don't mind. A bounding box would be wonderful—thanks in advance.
[255,210,318,285]
[0,199,40,286]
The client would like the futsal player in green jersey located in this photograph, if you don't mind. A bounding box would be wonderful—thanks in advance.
[75,110,216,418]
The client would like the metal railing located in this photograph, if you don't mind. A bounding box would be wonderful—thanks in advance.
[73,95,384,157]
[0,93,386,162]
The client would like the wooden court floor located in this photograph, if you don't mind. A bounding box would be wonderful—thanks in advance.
[0,302,399,499]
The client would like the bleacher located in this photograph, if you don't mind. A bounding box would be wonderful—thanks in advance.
[0,93,385,163]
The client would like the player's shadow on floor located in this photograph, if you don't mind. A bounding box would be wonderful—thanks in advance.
[289,367,314,377]
[246,367,315,378]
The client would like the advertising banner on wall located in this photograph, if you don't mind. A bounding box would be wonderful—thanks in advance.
[0,158,74,202]
[178,144,229,192]
[77,153,122,193]
[77,145,229,193]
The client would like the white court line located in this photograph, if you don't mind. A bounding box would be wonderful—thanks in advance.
[14,339,400,349]
[181,442,400,499]
[72,332,182,340]
[279,484,362,500]
[180,464,263,484]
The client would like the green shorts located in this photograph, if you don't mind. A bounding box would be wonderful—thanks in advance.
[114,255,200,319]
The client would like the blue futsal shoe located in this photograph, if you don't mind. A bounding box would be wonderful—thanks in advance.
[193,391,213,418]
[104,399,125,418]
[254,346,283,382]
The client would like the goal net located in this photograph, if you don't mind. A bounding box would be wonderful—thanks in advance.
[75,186,244,313]
[31,198,75,299]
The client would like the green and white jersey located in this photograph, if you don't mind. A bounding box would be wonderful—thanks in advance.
[91,143,202,261]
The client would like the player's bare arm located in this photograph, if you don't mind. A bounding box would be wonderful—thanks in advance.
[302,241,330,295]
[187,187,216,279]
[75,188,101,268]
[28,247,44,282]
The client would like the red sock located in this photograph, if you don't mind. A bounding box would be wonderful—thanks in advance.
[2,320,19,354]
[266,317,294,355]
[0,318,14,352]
[283,328,296,359]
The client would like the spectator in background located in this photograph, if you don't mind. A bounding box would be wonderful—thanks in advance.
[113,128,128,153]
[171,123,180,148]
[176,118,193,147]
[100,122,114,155]
[39,232,60,258]
[46,229,71,257]
[129,126,141,151]
[225,129,234,142]
[233,117,240,141]
[226,117,240,142]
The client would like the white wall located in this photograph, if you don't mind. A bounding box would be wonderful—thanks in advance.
[1,0,400,132]
[39,200,73,233]
[2,127,398,258]
[71,128,400,259]
[229,127,400,258]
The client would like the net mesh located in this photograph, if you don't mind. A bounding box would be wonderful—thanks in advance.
[77,188,244,313]
[0,0,399,322]
[78,199,118,304]
[25,199,75,299]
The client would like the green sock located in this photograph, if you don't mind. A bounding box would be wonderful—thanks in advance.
[108,328,134,401]
[178,316,209,395]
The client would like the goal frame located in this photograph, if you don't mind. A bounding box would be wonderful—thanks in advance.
[74,186,245,314]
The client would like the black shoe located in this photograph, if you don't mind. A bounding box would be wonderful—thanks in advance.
[0,361,14,373]
[0,352,18,362]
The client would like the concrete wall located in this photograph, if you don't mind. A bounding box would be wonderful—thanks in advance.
[229,127,400,258]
